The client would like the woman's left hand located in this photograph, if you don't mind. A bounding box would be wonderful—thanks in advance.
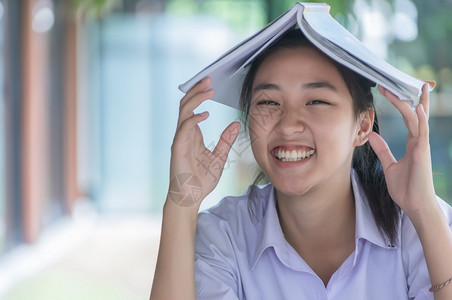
[368,84,437,221]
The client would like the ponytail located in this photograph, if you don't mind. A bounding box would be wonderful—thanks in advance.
[339,64,401,245]
[352,114,400,245]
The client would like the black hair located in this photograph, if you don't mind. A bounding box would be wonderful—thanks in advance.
[240,28,400,245]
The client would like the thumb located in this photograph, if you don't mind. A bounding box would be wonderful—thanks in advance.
[213,122,241,161]
[368,131,397,171]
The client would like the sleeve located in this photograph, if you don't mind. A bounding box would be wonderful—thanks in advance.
[194,212,240,300]
[402,196,452,300]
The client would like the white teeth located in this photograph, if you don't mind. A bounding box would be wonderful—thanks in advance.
[275,149,315,162]
[301,151,306,159]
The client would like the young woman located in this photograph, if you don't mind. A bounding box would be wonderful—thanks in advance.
[150,29,452,299]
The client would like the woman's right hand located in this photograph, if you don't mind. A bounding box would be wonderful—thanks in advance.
[151,77,240,300]
[168,77,241,207]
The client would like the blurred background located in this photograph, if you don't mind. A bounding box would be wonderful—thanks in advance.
[0,0,450,299]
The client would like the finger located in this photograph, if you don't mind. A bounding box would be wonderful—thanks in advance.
[172,111,208,155]
[416,102,430,146]
[368,131,397,171]
[213,122,241,161]
[378,85,419,137]
[178,77,213,127]
[181,77,212,106]
[177,89,214,128]
[418,84,430,118]
[177,111,209,137]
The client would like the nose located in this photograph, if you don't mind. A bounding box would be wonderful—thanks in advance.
[276,109,305,136]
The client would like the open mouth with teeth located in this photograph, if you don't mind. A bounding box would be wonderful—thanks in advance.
[272,146,316,162]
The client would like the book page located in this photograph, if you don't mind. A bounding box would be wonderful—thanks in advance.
[299,6,425,98]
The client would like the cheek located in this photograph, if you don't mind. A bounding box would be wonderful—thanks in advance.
[249,106,282,131]
[248,124,266,159]
[314,118,357,150]
[248,114,274,145]
[247,118,273,168]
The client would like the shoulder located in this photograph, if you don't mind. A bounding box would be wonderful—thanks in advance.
[197,184,273,227]
[195,184,272,252]
[194,186,270,300]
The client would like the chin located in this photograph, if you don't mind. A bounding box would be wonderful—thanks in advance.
[273,179,312,198]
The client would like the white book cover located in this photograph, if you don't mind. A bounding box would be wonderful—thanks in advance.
[179,2,432,109]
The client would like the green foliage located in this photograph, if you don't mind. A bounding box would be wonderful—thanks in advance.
[166,0,197,14]
[166,0,266,36]
[67,0,121,18]
[433,172,451,204]
[262,0,392,26]
[263,0,353,19]
[201,1,266,34]
[391,0,452,90]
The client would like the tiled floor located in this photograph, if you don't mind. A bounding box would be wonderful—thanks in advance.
[0,212,162,300]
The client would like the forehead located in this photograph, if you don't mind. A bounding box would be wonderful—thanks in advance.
[253,46,345,86]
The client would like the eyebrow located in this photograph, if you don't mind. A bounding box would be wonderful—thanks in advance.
[302,81,337,91]
[252,81,338,93]
[252,83,280,93]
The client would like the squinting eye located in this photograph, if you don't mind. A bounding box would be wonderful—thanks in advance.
[257,100,280,106]
[307,99,329,105]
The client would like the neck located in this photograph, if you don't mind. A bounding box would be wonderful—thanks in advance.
[276,172,356,255]
[276,172,356,286]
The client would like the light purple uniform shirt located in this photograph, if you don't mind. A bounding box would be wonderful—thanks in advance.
[195,171,452,299]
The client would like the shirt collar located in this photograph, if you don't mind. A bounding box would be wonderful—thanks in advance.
[252,186,284,268]
[251,170,397,269]
[252,186,310,271]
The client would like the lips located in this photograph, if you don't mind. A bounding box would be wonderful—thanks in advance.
[271,146,316,162]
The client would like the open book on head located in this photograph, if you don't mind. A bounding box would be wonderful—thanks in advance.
[179,2,434,110]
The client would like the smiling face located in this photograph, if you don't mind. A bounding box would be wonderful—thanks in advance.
[248,46,372,197]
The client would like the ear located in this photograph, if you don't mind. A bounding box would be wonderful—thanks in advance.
[354,108,375,147]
